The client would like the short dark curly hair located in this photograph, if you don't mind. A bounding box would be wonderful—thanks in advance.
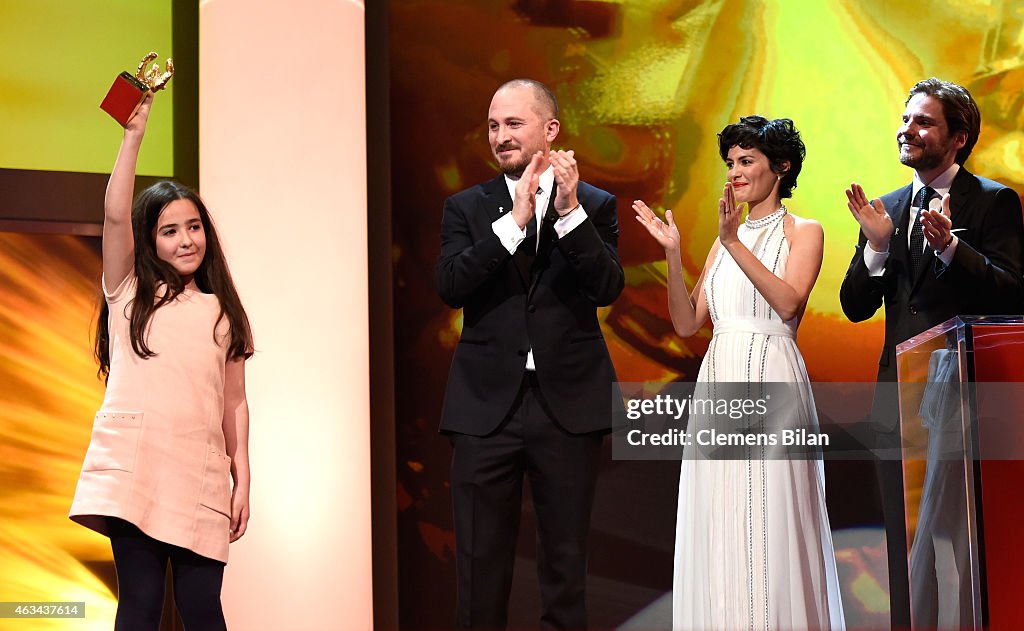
[906,78,980,165]
[718,116,806,199]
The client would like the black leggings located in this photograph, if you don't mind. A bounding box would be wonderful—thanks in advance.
[108,518,227,631]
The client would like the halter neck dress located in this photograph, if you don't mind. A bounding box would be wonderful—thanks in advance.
[672,207,845,630]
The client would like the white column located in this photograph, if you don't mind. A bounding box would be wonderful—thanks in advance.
[199,1,371,629]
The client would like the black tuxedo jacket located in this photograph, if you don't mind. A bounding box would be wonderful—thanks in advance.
[436,174,624,436]
[840,167,1024,391]
[839,167,1024,629]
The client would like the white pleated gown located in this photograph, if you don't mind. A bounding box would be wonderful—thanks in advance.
[672,208,845,630]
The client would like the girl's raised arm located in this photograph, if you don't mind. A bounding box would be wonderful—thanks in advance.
[102,92,154,290]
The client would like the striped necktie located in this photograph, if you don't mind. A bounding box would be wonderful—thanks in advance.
[910,186,936,272]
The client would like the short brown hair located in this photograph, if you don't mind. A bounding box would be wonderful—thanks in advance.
[907,78,981,165]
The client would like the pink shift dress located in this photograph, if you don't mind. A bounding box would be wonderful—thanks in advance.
[70,272,233,563]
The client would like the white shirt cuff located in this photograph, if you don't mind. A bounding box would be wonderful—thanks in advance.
[492,211,527,255]
[936,235,958,266]
[553,205,588,239]
[864,241,889,277]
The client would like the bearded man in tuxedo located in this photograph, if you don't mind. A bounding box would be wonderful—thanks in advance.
[841,77,1024,629]
[436,79,623,629]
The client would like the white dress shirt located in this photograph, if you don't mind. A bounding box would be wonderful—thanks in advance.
[490,166,589,370]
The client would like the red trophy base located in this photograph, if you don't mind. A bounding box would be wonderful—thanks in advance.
[100,72,149,127]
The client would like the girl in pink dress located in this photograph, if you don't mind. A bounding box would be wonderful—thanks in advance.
[70,92,253,630]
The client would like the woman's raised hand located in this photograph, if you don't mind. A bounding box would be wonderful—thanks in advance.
[633,199,681,252]
[718,182,743,246]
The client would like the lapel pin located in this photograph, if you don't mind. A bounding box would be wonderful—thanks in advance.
[498,206,504,213]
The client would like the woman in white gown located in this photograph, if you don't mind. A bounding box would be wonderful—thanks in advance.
[634,116,844,630]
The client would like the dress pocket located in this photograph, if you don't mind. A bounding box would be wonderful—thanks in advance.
[198,446,232,518]
[82,412,143,472]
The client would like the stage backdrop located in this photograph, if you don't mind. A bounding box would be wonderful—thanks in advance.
[0,233,117,630]
[389,0,1024,628]
[0,0,174,175]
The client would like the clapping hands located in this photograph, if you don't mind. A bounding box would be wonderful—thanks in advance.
[550,149,579,214]
[920,193,953,251]
[512,149,583,228]
[511,151,546,229]
[846,183,894,251]
[633,200,680,252]
[718,182,744,246]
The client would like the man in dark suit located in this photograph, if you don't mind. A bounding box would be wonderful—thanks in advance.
[435,79,623,629]
[840,77,1024,629]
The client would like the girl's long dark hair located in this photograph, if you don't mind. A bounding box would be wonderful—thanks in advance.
[95,181,254,379]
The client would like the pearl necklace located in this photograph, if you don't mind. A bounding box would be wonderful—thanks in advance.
[745,205,787,229]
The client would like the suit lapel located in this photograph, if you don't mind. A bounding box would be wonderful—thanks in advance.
[945,167,978,231]
[482,175,513,224]
[888,184,912,277]
[483,174,536,289]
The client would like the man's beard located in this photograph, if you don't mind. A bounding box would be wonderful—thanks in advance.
[899,140,949,172]
[495,145,529,178]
